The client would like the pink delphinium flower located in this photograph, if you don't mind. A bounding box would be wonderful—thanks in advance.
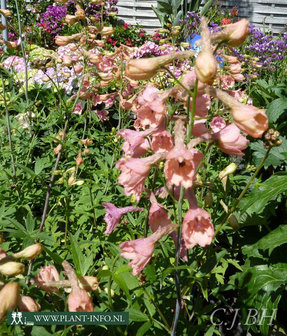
[120,225,174,275]
[182,207,214,249]
[73,103,82,115]
[17,296,41,312]
[170,231,188,261]
[212,121,249,156]
[151,129,173,153]
[35,265,60,293]
[95,109,109,121]
[116,153,164,201]
[103,202,144,234]
[118,128,152,157]
[62,261,94,313]
[210,116,226,133]
[164,146,203,189]
[148,193,172,232]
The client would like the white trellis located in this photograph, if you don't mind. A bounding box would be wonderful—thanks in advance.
[117,0,287,34]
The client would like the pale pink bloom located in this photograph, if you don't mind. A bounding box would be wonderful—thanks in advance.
[105,97,114,109]
[35,265,60,293]
[180,70,206,96]
[223,55,239,64]
[219,75,235,89]
[62,261,94,313]
[68,287,94,312]
[0,248,7,260]
[118,128,152,157]
[170,232,188,261]
[188,94,211,117]
[103,202,144,234]
[95,109,109,121]
[192,119,208,137]
[73,103,82,115]
[182,207,214,249]
[148,193,172,232]
[164,146,203,189]
[120,226,173,275]
[232,73,244,82]
[210,116,226,133]
[232,104,268,138]
[227,63,241,74]
[151,129,173,153]
[116,153,164,201]
[17,296,41,312]
[135,105,165,129]
[137,84,166,114]
[212,123,249,156]
[97,56,116,73]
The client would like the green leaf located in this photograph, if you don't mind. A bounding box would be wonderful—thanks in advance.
[250,139,287,168]
[43,246,64,265]
[17,163,36,177]
[25,212,35,233]
[200,0,213,16]
[266,98,287,123]
[136,321,153,336]
[238,172,287,215]
[113,273,132,302]
[242,225,287,259]
[128,308,149,322]
[69,233,85,276]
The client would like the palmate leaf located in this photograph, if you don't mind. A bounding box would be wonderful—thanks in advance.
[267,98,287,123]
[238,172,287,215]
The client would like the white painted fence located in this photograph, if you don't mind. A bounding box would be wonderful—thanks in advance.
[117,0,287,34]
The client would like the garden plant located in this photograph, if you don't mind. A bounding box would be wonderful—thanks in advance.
[0,1,286,336]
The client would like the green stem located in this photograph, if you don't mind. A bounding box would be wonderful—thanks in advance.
[186,79,198,142]
[163,66,194,97]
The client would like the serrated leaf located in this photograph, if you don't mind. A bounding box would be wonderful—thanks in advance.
[266,98,287,123]
[250,139,287,168]
[43,246,64,265]
[238,172,287,215]
[242,225,287,259]
[113,273,132,302]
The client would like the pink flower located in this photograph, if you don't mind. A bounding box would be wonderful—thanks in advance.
[35,265,60,293]
[73,103,82,115]
[95,109,109,121]
[148,193,172,232]
[182,207,214,249]
[17,296,41,312]
[231,104,268,138]
[192,119,208,137]
[116,153,164,201]
[135,105,165,129]
[212,122,249,156]
[67,287,94,312]
[103,202,144,234]
[97,56,116,73]
[210,116,226,133]
[120,226,174,275]
[164,146,203,189]
[118,128,152,157]
[170,232,188,261]
[151,129,173,153]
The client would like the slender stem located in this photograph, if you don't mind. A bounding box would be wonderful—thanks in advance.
[163,66,194,97]
[2,76,17,181]
[170,185,184,336]
[14,0,29,106]
[186,79,198,141]
[88,184,97,227]
[142,286,171,332]
[181,147,271,297]
[39,119,69,233]
[214,147,271,237]
[64,188,70,245]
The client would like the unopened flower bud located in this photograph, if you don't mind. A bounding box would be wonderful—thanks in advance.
[76,155,83,167]
[101,27,114,37]
[17,296,41,312]
[0,262,25,276]
[81,138,93,146]
[204,190,213,208]
[62,55,72,66]
[228,214,239,230]
[0,9,12,17]
[68,172,76,186]
[219,163,237,180]
[13,244,43,260]
[83,148,90,156]
[35,265,60,293]
[195,51,217,84]
[65,14,78,25]
[54,144,62,155]
[79,276,99,291]
[0,282,20,320]
[75,4,85,19]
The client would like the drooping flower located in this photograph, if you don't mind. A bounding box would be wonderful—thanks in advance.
[212,121,249,156]
[148,193,172,232]
[17,296,41,312]
[164,146,203,189]
[0,282,20,320]
[118,128,153,157]
[116,153,164,201]
[120,225,174,275]
[182,206,214,249]
[35,265,61,293]
[151,129,173,153]
[103,202,144,234]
